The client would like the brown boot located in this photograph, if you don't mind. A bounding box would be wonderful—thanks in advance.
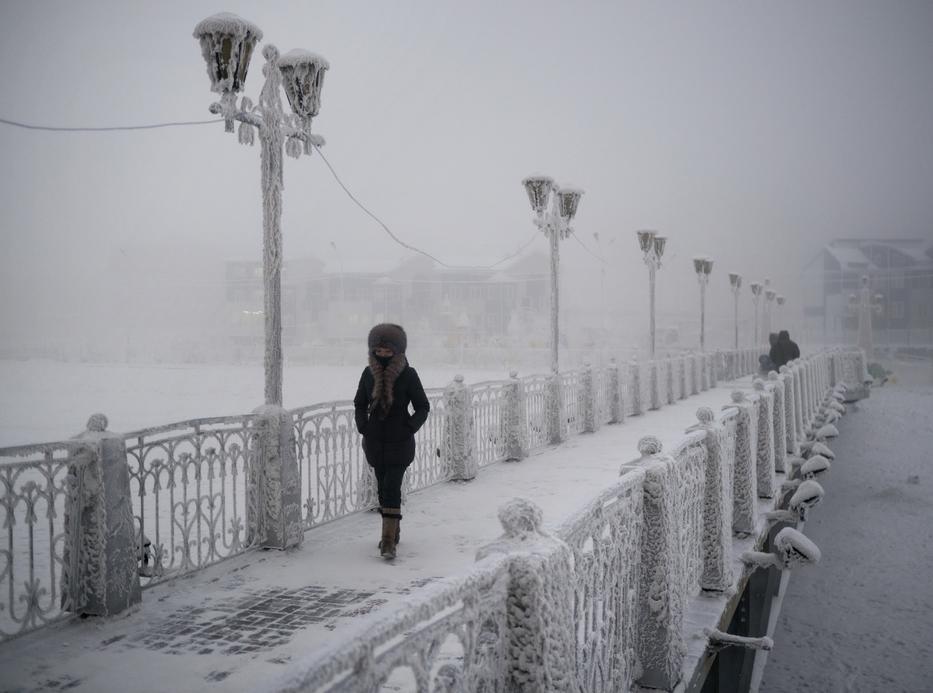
[377,509,401,548]
[380,508,401,560]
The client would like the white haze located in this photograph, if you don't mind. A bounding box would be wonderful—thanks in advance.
[1,0,932,361]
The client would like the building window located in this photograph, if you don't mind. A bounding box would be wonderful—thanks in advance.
[890,274,905,289]
[890,302,905,319]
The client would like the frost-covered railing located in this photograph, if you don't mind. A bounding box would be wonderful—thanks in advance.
[274,553,512,692]
[0,441,97,642]
[125,416,255,588]
[0,345,769,643]
[272,347,849,692]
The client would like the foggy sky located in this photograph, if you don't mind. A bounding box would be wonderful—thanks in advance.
[1,0,932,345]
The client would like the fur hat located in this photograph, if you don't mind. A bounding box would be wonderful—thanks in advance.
[368,323,407,354]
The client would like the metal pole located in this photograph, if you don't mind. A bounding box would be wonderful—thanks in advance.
[259,60,286,406]
[733,290,739,350]
[649,262,656,358]
[550,226,560,372]
[753,300,759,347]
[700,280,706,352]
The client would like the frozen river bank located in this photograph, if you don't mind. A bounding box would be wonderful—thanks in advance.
[0,360,505,447]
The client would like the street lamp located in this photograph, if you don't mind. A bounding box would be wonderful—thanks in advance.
[750,281,763,345]
[193,12,328,405]
[693,257,714,351]
[763,279,776,337]
[729,272,742,350]
[848,275,883,359]
[522,175,583,373]
[637,231,667,357]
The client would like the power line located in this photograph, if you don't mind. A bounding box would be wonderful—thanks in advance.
[309,141,540,271]
[0,112,543,272]
[0,115,224,132]
[571,232,606,264]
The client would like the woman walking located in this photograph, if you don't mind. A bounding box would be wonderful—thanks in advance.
[354,324,430,559]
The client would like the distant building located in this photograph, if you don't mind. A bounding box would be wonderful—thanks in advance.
[800,238,933,345]
[222,253,549,359]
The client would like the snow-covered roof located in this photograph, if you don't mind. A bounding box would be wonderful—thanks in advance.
[193,12,263,40]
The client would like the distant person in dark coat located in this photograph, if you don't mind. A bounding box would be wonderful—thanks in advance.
[353,323,430,560]
[761,333,779,373]
[771,330,801,368]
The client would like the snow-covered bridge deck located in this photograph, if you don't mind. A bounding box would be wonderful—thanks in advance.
[0,376,760,693]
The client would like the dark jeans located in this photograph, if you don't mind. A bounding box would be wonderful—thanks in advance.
[372,464,408,508]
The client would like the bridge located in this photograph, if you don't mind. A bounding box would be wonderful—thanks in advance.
[0,347,872,692]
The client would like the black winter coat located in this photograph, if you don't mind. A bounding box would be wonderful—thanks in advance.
[354,364,430,466]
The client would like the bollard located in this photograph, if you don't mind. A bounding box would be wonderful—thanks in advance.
[62,413,141,617]
[249,405,303,549]
[444,375,476,480]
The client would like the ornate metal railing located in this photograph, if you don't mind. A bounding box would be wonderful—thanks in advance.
[0,440,97,641]
[557,470,645,692]
[593,366,613,426]
[523,374,551,450]
[291,401,370,527]
[404,389,448,492]
[562,370,585,436]
[124,416,255,588]
[471,381,507,467]
[276,554,512,692]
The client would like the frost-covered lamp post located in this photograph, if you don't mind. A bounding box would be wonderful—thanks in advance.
[637,230,667,357]
[764,280,776,338]
[750,281,763,346]
[193,12,328,406]
[521,176,583,373]
[693,256,713,351]
[848,275,883,359]
[729,272,742,350]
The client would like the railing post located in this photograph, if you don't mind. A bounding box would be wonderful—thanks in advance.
[503,370,528,461]
[631,436,687,690]
[666,354,676,405]
[792,362,805,443]
[768,371,787,472]
[547,371,565,444]
[710,352,719,389]
[690,408,734,592]
[679,355,688,400]
[62,413,141,617]
[752,379,776,498]
[692,353,701,395]
[582,363,598,433]
[476,498,575,692]
[726,392,758,534]
[630,359,643,416]
[445,375,476,480]
[249,405,303,549]
[607,358,624,424]
[649,359,661,410]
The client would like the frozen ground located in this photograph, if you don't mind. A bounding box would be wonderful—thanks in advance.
[0,360,506,447]
[0,378,744,693]
[761,358,933,693]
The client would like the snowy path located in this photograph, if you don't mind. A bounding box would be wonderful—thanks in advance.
[0,378,746,693]
[760,360,933,693]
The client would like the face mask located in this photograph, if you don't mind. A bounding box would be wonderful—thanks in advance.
[375,354,392,368]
